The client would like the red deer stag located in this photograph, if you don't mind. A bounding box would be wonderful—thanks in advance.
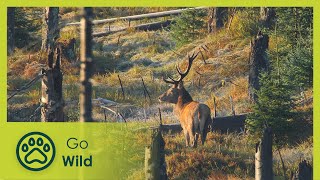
[158,52,212,147]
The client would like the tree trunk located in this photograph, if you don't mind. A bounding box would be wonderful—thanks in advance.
[61,38,76,61]
[208,7,228,33]
[41,7,60,51]
[41,47,64,122]
[207,8,214,33]
[248,31,270,102]
[7,7,15,55]
[291,160,312,180]
[260,7,276,29]
[145,129,167,180]
[79,8,94,122]
[255,127,273,180]
[215,8,228,29]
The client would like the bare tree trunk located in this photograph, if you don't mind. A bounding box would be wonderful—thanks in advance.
[145,129,167,180]
[7,7,15,55]
[207,8,214,33]
[215,8,228,29]
[41,7,60,51]
[291,160,312,180]
[79,8,94,122]
[248,31,270,102]
[255,127,273,180]
[208,7,228,33]
[260,7,276,29]
[41,47,64,122]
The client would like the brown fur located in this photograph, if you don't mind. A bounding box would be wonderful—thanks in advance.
[159,82,212,147]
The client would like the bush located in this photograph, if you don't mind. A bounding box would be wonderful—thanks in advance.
[229,8,260,38]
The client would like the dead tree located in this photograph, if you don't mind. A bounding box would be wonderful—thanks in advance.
[291,160,312,180]
[215,8,228,29]
[7,7,15,55]
[208,8,228,33]
[41,47,64,122]
[260,7,276,29]
[79,8,94,122]
[145,129,167,180]
[207,8,215,33]
[61,38,77,61]
[255,127,273,180]
[41,7,60,51]
[248,31,270,102]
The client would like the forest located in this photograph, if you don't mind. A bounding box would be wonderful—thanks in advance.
[7,7,313,179]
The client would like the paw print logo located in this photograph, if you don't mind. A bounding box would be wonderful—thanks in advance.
[16,132,55,171]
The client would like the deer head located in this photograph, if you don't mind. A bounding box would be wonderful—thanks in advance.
[158,52,199,104]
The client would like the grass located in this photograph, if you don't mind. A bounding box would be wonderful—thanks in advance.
[126,126,312,180]
[6,24,309,123]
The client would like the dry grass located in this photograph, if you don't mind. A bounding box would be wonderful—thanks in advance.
[127,127,312,180]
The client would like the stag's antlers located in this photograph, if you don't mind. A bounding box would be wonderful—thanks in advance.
[163,51,199,85]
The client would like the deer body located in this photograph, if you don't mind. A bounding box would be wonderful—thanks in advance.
[159,52,212,147]
[176,97,211,147]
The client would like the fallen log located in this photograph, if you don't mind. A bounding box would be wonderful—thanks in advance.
[150,114,248,134]
[93,20,173,37]
[212,114,247,133]
[66,7,206,26]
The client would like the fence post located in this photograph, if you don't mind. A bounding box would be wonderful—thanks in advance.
[229,95,235,116]
[145,128,167,180]
[117,74,125,99]
[158,108,162,126]
[248,31,269,102]
[103,109,107,122]
[79,7,94,122]
[41,46,64,122]
[213,96,217,118]
[255,127,273,180]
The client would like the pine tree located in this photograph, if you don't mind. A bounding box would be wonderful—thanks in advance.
[170,9,206,47]
[275,8,312,45]
[246,72,294,144]
[283,39,313,89]
[7,7,15,55]
[14,8,41,49]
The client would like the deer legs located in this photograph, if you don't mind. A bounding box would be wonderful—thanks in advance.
[184,129,199,148]
[193,133,199,148]
[184,130,190,147]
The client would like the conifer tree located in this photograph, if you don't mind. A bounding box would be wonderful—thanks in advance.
[246,72,294,143]
[170,9,206,47]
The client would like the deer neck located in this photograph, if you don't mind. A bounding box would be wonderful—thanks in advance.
[174,88,193,116]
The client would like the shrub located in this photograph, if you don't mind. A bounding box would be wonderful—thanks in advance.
[229,8,260,38]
